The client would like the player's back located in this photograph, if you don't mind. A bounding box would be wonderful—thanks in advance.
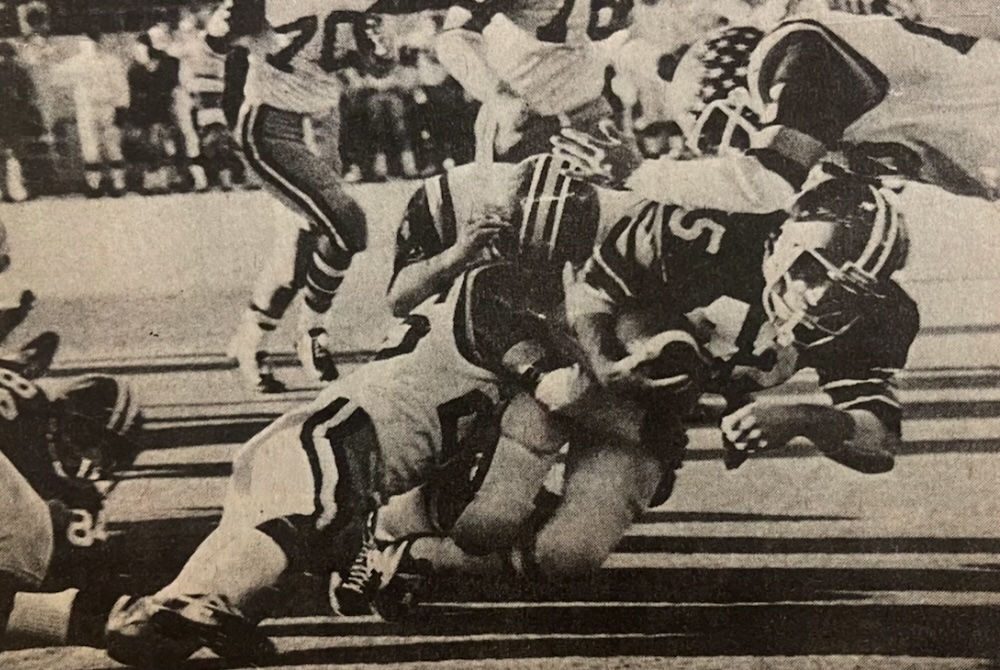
[241,0,380,114]
[753,12,1000,198]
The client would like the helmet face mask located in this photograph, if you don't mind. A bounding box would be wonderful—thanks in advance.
[689,89,760,156]
[666,26,764,157]
[763,240,879,348]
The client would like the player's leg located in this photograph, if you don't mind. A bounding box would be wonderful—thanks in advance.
[450,392,567,554]
[76,107,104,196]
[296,231,351,382]
[240,104,367,381]
[528,435,664,579]
[228,213,310,393]
[106,394,383,666]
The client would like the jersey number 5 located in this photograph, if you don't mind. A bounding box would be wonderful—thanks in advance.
[665,207,726,255]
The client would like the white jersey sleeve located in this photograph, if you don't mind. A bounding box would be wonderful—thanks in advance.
[625,154,796,214]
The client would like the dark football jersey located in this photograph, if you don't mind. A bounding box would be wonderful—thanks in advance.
[581,198,920,434]
[0,366,63,500]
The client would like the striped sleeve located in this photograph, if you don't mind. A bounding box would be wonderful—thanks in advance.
[809,283,920,436]
[578,200,665,308]
[821,375,903,435]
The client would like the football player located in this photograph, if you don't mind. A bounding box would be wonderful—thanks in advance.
[0,370,142,650]
[357,168,918,621]
[571,167,916,495]
[327,155,654,615]
[555,4,1000,206]
[211,0,449,392]
[435,0,640,164]
[102,156,610,666]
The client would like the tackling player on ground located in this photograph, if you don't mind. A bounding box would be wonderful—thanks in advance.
[101,156,616,666]
[345,167,920,619]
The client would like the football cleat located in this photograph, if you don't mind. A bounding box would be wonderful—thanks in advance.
[368,540,432,623]
[229,327,287,393]
[298,328,339,383]
[1,330,59,379]
[329,513,377,617]
[105,593,276,668]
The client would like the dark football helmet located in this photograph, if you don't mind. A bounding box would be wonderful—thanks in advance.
[763,172,909,347]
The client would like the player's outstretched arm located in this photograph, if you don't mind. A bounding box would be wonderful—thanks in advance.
[387,188,511,317]
[721,402,897,473]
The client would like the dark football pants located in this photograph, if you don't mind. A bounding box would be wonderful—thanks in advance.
[238,103,368,317]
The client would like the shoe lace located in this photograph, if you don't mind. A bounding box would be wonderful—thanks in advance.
[340,514,378,594]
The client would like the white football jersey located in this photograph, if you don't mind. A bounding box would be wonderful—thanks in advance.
[481,0,615,116]
[751,13,1000,199]
[330,282,502,496]
[242,0,380,114]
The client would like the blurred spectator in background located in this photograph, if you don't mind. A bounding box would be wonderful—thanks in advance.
[52,30,129,197]
[363,59,418,180]
[125,32,181,194]
[398,13,474,176]
[171,8,244,190]
[0,43,43,202]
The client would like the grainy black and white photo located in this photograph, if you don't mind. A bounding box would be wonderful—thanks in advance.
[1,0,999,668]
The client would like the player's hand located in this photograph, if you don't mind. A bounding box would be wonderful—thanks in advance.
[721,403,770,456]
[206,0,233,39]
[450,211,512,265]
[550,123,642,189]
[721,402,856,467]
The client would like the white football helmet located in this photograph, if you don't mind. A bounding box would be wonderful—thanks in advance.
[665,25,764,156]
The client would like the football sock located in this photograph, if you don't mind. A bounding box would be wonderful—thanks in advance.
[303,251,346,314]
[3,588,76,648]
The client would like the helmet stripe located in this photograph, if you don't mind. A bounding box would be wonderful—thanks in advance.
[520,156,550,249]
[872,189,900,277]
[543,172,571,259]
[856,185,886,274]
